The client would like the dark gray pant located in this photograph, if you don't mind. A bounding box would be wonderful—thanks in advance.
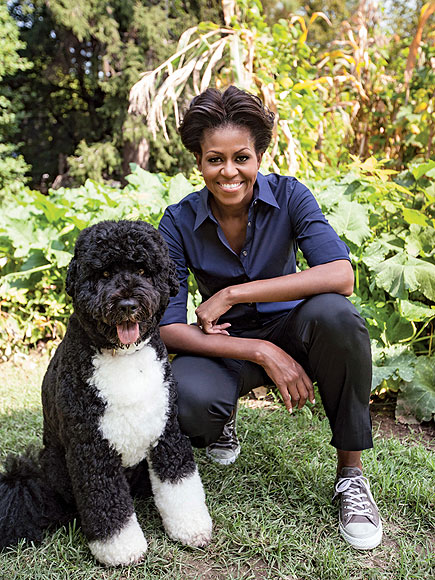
[171,293,373,452]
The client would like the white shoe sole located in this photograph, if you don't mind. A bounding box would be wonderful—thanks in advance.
[339,521,383,550]
[205,445,241,466]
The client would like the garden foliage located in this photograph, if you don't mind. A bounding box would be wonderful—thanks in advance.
[1,1,434,422]
[1,161,434,423]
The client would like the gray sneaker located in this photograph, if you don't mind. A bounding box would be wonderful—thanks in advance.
[206,407,240,466]
[333,467,382,550]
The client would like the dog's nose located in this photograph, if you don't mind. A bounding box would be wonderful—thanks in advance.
[118,298,139,316]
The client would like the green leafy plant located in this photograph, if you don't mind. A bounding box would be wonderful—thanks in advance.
[0,165,198,358]
[2,160,434,423]
[307,157,435,423]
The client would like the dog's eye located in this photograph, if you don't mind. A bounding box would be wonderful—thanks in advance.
[136,269,145,276]
[103,271,110,278]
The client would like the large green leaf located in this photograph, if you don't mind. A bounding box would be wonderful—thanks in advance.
[125,165,165,195]
[30,190,68,223]
[125,166,167,214]
[396,357,435,423]
[371,344,416,390]
[167,173,193,205]
[373,252,435,301]
[402,208,430,227]
[385,311,414,344]
[405,224,435,258]
[361,239,389,269]
[326,200,371,246]
[311,181,348,210]
[411,160,435,181]
[399,300,435,322]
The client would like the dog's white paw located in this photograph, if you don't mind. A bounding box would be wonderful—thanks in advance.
[150,468,212,547]
[89,513,147,567]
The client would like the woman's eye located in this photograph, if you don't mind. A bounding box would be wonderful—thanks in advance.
[207,157,222,163]
[103,271,110,278]
[236,155,249,163]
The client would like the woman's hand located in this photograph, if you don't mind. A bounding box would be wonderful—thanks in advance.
[195,289,232,334]
[257,342,315,412]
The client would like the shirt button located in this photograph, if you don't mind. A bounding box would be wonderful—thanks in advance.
[247,221,251,227]
[242,250,248,256]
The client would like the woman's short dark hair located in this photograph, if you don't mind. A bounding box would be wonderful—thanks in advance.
[178,86,275,156]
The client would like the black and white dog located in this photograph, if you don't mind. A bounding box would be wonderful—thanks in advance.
[0,220,212,566]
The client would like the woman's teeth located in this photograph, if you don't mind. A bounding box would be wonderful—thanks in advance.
[220,182,241,190]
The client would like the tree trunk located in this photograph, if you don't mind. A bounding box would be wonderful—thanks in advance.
[122,137,150,182]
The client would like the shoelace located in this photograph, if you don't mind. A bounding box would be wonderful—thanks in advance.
[209,416,239,450]
[221,416,235,437]
[333,476,374,519]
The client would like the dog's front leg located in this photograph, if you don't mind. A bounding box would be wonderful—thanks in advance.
[148,419,212,548]
[65,441,147,566]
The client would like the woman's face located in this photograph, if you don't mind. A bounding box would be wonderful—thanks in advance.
[196,124,262,212]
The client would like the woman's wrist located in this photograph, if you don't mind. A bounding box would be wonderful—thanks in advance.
[250,339,276,366]
[223,284,243,307]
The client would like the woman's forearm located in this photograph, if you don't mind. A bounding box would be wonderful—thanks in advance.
[224,260,354,306]
[159,323,316,411]
[194,259,354,334]
[160,323,266,362]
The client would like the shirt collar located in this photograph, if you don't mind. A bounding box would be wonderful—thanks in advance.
[256,172,281,209]
[193,172,280,231]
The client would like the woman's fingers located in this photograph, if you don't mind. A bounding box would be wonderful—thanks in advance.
[196,319,231,335]
[303,374,316,404]
[262,347,314,412]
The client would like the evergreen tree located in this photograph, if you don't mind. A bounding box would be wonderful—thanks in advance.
[7,0,222,187]
[0,3,31,190]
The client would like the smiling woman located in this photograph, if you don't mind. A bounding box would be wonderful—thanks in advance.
[197,126,262,255]
[157,86,382,551]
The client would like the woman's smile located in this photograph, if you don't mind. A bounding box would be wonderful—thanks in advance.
[196,124,263,214]
[218,182,243,191]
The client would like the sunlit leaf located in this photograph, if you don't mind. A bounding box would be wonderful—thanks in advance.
[326,200,371,245]
[371,344,417,390]
[402,208,430,227]
[396,357,435,423]
[411,160,435,180]
[399,300,435,322]
[405,223,435,257]
[167,173,193,205]
[373,252,435,301]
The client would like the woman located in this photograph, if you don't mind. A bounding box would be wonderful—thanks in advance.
[158,86,382,550]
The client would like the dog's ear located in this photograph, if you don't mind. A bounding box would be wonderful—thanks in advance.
[65,257,77,297]
[168,259,179,297]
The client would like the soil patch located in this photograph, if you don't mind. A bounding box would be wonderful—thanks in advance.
[243,388,435,451]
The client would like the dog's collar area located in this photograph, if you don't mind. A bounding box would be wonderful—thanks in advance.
[101,339,150,357]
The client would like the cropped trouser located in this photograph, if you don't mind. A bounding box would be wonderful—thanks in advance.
[171,293,373,452]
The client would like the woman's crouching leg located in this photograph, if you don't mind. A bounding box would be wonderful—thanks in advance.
[170,355,240,448]
[273,293,373,451]
[303,294,373,450]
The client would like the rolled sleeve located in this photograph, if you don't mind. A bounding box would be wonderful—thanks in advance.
[158,209,189,326]
[288,181,350,267]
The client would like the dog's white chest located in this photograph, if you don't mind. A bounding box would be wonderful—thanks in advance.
[91,344,169,468]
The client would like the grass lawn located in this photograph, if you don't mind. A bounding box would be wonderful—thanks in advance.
[0,352,434,580]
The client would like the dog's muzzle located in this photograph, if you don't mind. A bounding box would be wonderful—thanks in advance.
[116,298,141,344]
[107,289,160,346]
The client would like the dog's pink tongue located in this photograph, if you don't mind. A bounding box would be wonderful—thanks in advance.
[116,321,140,345]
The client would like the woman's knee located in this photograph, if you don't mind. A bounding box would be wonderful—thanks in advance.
[170,355,238,445]
[305,293,370,347]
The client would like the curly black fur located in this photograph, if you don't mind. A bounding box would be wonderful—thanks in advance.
[0,220,198,561]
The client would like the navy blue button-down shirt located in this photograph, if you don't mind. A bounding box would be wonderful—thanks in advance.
[158,172,350,330]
